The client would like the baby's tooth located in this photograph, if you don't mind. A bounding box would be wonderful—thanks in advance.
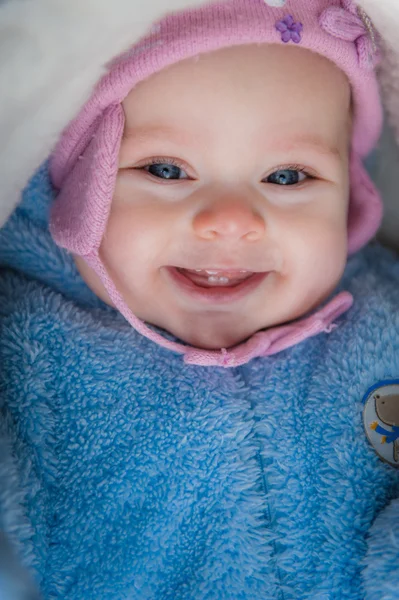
[208,276,230,284]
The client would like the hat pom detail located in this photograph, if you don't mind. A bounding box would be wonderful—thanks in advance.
[319,3,379,70]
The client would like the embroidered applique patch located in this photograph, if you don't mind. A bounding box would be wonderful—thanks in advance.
[363,381,399,467]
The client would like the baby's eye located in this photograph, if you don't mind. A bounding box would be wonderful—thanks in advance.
[264,168,307,186]
[145,163,188,180]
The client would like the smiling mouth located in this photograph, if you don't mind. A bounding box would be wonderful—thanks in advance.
[177,268,255,288]
[164,266,270,304]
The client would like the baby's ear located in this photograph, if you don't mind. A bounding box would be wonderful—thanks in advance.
[0,0,206,230]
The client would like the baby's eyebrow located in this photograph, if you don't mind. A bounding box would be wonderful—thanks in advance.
[267,134,343,162]
[123,126,344,164]
[123,125,196,147]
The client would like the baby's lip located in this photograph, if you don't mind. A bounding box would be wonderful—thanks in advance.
[173,265,264,274]
[184,267,255,276]
[164,267,270,304]
[178,268,254,287]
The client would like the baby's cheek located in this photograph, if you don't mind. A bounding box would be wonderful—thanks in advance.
[101,202,170,301]
[309,222,348,298]
[102,204,144,264]
[286,215,348,293]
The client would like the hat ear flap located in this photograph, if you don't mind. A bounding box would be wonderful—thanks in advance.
[50,104,124,256]
[348,152,382,254]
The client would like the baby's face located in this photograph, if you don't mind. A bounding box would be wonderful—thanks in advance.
[76,44,351,350]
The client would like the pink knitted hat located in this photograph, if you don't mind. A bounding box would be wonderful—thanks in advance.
[50,0,382,367]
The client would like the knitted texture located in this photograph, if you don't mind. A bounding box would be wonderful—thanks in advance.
[0,164,399,599]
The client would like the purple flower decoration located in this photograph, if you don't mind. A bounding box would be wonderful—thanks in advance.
[276,14,303,44]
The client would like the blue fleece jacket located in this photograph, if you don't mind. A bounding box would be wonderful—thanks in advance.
[0,164,399,600]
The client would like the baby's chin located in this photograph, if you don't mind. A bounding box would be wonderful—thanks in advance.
[156,293,331,350]
[159,319,263,351]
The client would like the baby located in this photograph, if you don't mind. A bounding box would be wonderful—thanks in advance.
[75,43,351,352]
[1,0,399,598]
[49,0,382,368]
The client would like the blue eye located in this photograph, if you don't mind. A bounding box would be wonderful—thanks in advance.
[265,169,306,186]
[145,163,188,180]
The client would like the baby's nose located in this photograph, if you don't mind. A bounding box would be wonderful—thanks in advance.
[192,200,266,241]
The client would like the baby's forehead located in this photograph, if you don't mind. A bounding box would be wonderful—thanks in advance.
[121,46,350,107]
[120,44,351,161]
[122,43,349,100]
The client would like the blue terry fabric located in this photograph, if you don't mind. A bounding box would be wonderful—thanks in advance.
[0,164,399,599]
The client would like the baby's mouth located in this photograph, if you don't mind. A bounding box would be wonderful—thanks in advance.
[176,268,254,288]
[165,266,269,304]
